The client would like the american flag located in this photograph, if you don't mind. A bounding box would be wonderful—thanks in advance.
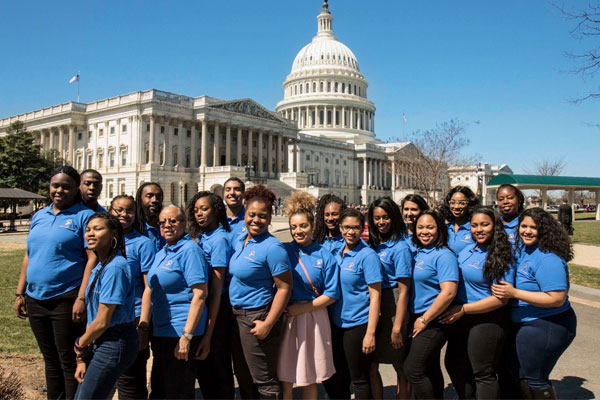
[403,113,407,122]
[69,73,79,84]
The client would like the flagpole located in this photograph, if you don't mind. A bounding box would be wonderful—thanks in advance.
[77,71,80,103]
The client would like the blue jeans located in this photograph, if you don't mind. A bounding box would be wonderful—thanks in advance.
[75,322,138,400]
[516,308,577,389]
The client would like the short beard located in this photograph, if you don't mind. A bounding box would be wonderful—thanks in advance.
[143,204,162,221]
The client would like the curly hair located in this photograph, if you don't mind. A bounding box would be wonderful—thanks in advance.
[244,185,276,215]
[284,191,316,225]
[109,195,141,233]
[314,194,347,244]
[368,197,406,248]
[496,183,525,214]
[85,212,126,303]
[470,207,514,283]
[412,210,449,249]
[186,191,231,240]
[135,182,163,233]
[339,207,365,227]
[439,185,480,223]
[517,208,573,262]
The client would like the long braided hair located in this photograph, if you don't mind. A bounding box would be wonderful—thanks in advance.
[187,191,231,240]
[86,212,126,303]
[314,194,346,244]
[135,182,163,233]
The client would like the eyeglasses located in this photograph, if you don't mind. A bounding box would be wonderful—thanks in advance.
[158,218,183,227]
[110,207,135,216]
[449,201,468,207]
[340,225,362,232]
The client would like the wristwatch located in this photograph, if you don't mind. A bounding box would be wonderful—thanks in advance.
[182,331,193,340]
[419,315,429,325]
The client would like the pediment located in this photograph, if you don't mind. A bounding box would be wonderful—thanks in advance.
[208,99,283,122]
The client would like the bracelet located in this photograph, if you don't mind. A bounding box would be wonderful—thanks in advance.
[76,357,85,364]
[461,305,466,315]
[76,296,86,303]
[419,315,429,325]
[15,293,25,298]
[74,337,89,352]
[137,323,150,332]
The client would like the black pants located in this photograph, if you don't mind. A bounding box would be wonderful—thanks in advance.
[324,323,373,399]
[149,336,201,399]
[445,308,508,399]
[117,318,149,400]
[404,314,448,400]
[26,289,85,400]
[322,322,352,400]
[197,292,235,399]
[232,305,283,399]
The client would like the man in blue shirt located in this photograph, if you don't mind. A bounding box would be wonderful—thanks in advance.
[80,169,106,212]
[135,182,165,251]
[224,177,246,243]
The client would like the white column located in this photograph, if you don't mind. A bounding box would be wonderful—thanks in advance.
[163,119,170,166]
[333,105,337,127]
[248,129,253,168]
[568,189,576,217]
[541,188,548,210]
[342,107,346,128]
[213,123,220,167]
[190,123,197,168]
[237,127,243,166]
[58,126,65,159]
[276,134,282,173]
[292,140,298,173]
[225,125,231,165]
[148,116,155,164]
[295,141,301,173]
[362,157,368,189]
[595,190,600,221]
[177,120,184,167]
[257,130,263,175]
[391,161,396,190]
[350,108,354,129]
[200,119,208,167]
[267,131,273,176]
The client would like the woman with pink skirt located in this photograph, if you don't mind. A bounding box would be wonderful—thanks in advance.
[278,192,340,400]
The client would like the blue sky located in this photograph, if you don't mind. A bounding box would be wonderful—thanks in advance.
[1,0,598,176]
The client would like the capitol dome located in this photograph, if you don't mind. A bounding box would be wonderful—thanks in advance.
[276,0,376,143]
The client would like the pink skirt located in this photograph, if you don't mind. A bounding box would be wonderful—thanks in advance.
[277,307,336,386]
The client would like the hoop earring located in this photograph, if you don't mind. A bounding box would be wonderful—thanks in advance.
[111,237,118,249]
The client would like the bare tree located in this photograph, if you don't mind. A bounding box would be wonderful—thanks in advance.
[555,1,600,102]
[526,157,566,176]
[392,119,478,205]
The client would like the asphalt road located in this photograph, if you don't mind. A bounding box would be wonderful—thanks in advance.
[273,229,599,399]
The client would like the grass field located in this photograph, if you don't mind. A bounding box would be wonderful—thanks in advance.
[0,249,38,353]
[569,263,600,290]
[572,221,600,245]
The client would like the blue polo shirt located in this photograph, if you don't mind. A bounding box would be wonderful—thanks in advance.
[405,232,418,256]
[322,233,345,257]
[447,222,474,254]
[330,240,383,328]
[143,221,166,252]
[228,231,291,309]
[198,225,232,293]
[26,202,95,300]
[410,246,459,314]
[86,254,135,327]
[502,216,519,248]
[456,243,515,304]
[511,245,571,322]
[285,241,340,302]
[124,231,156,317]
[227,207,246,244]
[376,239,413,288]
[147,238,210,337]
[94,204,107,212]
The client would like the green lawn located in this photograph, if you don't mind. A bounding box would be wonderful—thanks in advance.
[572,221,600,245]
[569,263,600,290]
[0,249,38,353]
[575,212,597,220]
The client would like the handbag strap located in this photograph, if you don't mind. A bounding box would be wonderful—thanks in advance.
[287,243,320,297]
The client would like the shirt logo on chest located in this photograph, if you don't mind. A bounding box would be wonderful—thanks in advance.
[379,251,387,258]
[415,260,424,270]
[344,262,356,272]
[60,219,75,230]
[160,260,174,271]
[245,250,256,262]
[461,234,472,242]
[469,260,481,269]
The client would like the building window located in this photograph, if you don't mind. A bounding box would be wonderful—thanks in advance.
[110,126,115,135]
[76,155,82,170]
[99,128,104,137]
[159,145,164,165]
[185,148,191,168]
[109,151,115,168]
[88,130,92,139]
[313,82,316,92]
[108,183,114,199]
[306,83,309,92]
[343,160,347,166]
[172,146,178,166]
[320,82,324,92]
[306,154,310,161]
[325,158,329,164]
[121,149,127,166]
[97,153,104,168]
[335,82,338,92]
[170,183,176,205]
[342,83,345,93]
[187,129,191,138]
[327,82,331,92]
[161,126,165,133]
[122,124,127,133]
[146,124,150,132]
[78,132,82,140]
[120,182,126,195]
[336,159,339,165]
[174,128,178,136]
[315,156,319,162]
[145,143,149,163]
[87,153,93,168]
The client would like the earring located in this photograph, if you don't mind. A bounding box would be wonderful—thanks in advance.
[111,237,118,249]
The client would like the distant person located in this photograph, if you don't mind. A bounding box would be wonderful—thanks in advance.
[440,186,480,254]
[15,166,96,400]
[558,198,573,236]
[80,169,106,212]
[223,177,246,243]
[135,182,166,251]
[492,208,576,399]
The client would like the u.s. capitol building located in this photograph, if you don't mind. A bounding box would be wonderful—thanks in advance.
[0,1,419,206]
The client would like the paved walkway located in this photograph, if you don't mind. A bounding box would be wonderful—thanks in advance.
[572,243,600,269]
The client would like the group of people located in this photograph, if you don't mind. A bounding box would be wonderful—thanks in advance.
[14,166,576,400]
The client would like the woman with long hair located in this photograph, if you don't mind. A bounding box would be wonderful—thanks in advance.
[228,185,293,398]
[367,197,412,399]
[440,186,480,254]
[73,212,138,399]
[328,208,382,399]
[278,191,339,400]
[492,208,576,399]
[441,207,514,399]
[15,166,96,400]
[141,205,210,399]
[314,194,347,256]
[401,194,429,239]
[495,183,525,247]
[109,195,156,399]
[404,210,459,399]
[187,191,235,400]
